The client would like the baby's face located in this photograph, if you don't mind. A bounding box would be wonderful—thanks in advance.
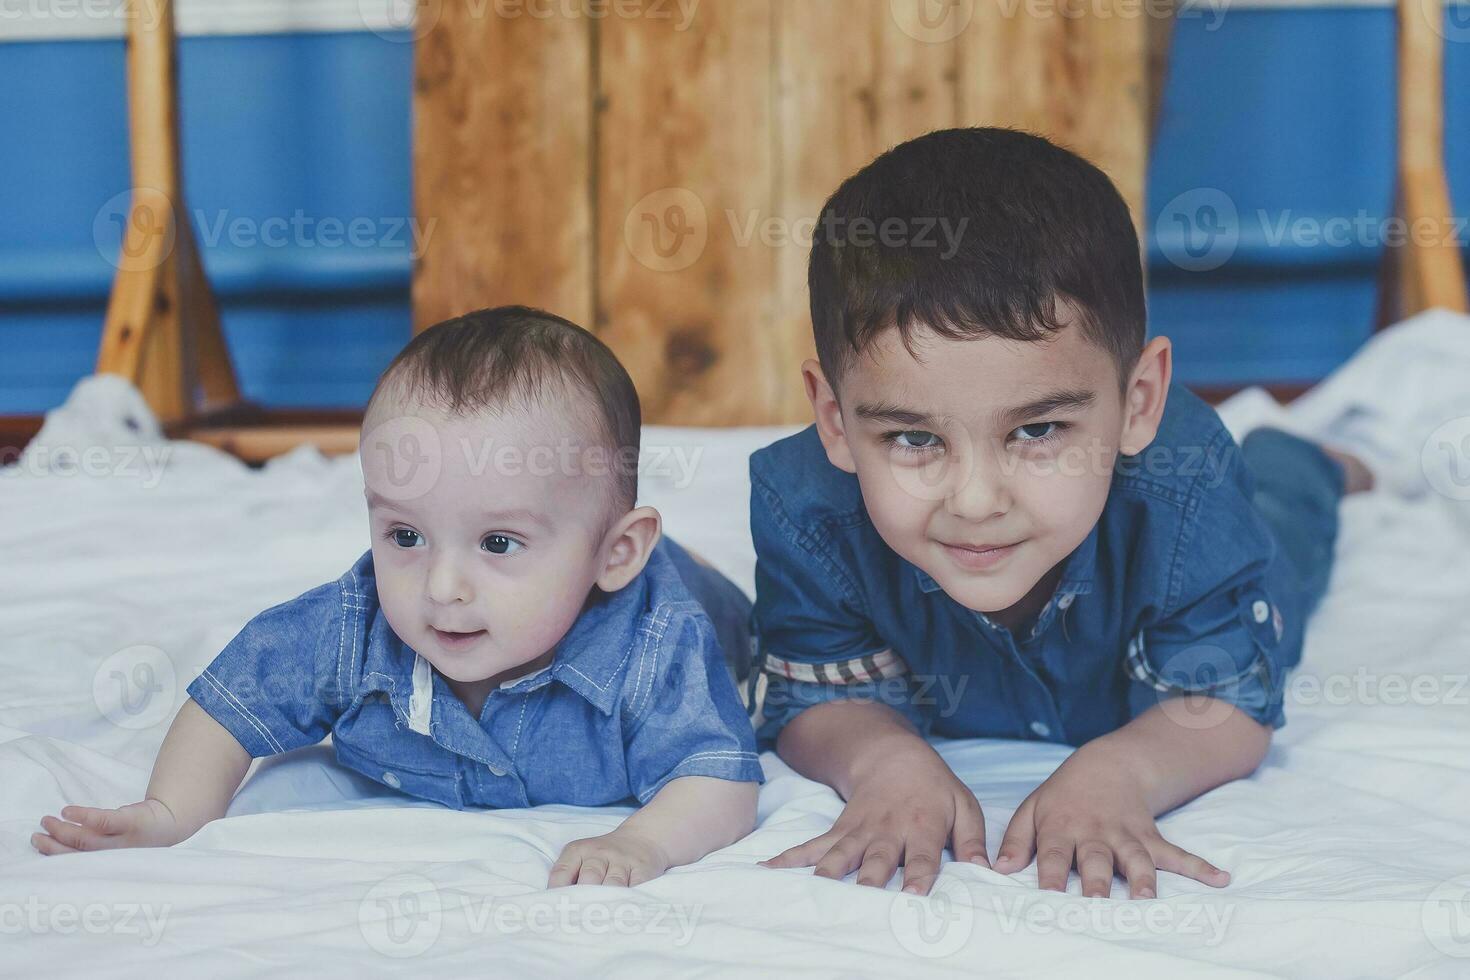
[822,317,1146,624]
[359,390,615,689]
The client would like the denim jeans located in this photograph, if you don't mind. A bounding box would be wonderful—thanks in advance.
[1239,426,1346,625]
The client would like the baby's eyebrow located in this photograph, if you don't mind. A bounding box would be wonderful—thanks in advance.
[995,388,1096,429]
[482,507,554,531]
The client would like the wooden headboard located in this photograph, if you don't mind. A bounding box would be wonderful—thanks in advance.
[411,0,1153,427]
[54,0,1464,461]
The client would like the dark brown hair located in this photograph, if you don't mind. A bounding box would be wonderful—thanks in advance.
[809,127,1146,394]
[368,306,641,512]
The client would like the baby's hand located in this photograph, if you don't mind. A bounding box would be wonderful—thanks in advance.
[32,799,185,855]
[548,829,672,888]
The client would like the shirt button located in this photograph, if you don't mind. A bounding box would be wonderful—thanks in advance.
[1057,594,1074,610]
[1029,721,1051,738]
[1252,600,1270,624]
[382,771,401,789]
[488,766,506,777]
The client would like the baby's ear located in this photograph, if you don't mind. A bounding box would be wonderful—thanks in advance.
[595,505,662,593]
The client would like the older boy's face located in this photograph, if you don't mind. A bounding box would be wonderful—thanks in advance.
[359,390,613,693]
[836,321,1129,624]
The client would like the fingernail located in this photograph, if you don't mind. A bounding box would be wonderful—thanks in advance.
[969,856,989,866]
[1137,888,1155,899]
[902,885,921,895]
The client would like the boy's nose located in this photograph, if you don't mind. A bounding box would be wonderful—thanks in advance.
[944,451,1010,522]
[425,556,473,605]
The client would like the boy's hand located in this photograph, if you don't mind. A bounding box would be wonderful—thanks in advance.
[32,799,185,855]
[994,742,1230,899]
[761,740,989,895]
[549,829,673,888]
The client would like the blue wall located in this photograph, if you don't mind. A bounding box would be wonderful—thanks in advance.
[2,10,1467,413]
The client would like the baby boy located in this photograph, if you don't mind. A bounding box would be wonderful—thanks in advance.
[35,306,764,887]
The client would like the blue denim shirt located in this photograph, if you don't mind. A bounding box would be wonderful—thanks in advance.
[187,538,764,809]
[750,384,1305,747]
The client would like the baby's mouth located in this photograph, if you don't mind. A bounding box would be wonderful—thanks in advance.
[430,627,487,649]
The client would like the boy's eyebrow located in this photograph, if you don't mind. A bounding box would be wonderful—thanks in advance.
[852,402,937,427]
[995,387,1096,428]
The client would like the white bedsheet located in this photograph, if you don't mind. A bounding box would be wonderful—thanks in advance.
[4,311,1470,978]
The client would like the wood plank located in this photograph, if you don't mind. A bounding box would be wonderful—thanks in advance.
[955,2,1147,233]
[771,0,961,420]
[596,0,778,425]
[1391,0,1468,318]
[412,7,594,331]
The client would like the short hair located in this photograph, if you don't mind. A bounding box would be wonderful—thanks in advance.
[808,127,1146,395]
[367,305,641,513]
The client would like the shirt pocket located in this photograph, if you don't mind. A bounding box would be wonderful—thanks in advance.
[333,738,466,810]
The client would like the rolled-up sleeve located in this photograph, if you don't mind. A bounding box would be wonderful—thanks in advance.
[750,472,925,745]
[186,581,347,757]
[1126,580,1289,730]
[1124,420,1298,731]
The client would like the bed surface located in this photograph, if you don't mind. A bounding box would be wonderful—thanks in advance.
[5,311,1470,977]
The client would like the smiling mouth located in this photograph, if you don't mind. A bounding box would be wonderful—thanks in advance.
[940,540,1021,570]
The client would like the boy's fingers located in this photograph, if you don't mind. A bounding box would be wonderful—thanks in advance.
[1076,843,1115,898]
[1035,838,1075,892]
[855,838,902,888]
[31,832,78,856]
[1151,839,1230,887]
[602,862,631,887]
[995,799,1038,873]
[812,835,866,881]
[1118,844,1157,899]
[761,831,837,869]
[950,796,990,868]
[899,841,943,895]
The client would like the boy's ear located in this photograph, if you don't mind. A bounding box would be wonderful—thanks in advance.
[802,359,857,473]
[596,505,662,593]
[1119,336,1173,457]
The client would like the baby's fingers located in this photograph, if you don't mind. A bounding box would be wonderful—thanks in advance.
[31,832,78,856]
[38,815,118,852]
[1150,837,1230,887]
[60,805,131,834]
[548,849,584,888]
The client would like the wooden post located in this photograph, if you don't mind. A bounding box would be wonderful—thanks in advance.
[1385,0,1469,321]
[95,0,240,425]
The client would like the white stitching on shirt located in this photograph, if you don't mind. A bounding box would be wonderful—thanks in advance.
[198,668,284,753]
